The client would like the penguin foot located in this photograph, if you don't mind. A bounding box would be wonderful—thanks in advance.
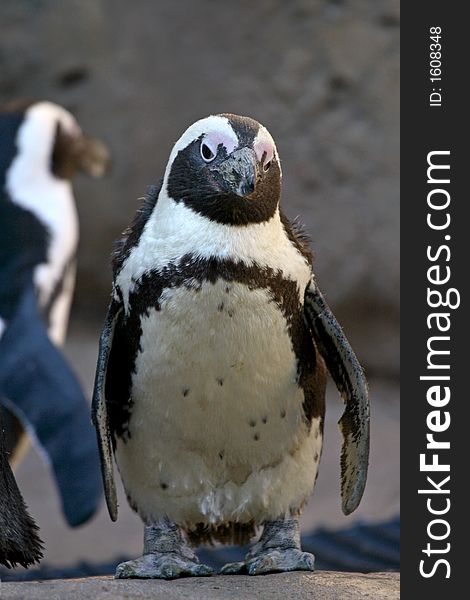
[221,547,315,575]
[221,516,315,576]
[115,553,214,579]
[115,518,213,579]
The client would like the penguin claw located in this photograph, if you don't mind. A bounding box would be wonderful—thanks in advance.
[219,560,247,575]
[221,549,315,576]
[115,552,214,579]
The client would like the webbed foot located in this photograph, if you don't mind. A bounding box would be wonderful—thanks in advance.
[221,517,315,576]
[116,552,213,579]
[221,548,314,575]
[115,518,213,579]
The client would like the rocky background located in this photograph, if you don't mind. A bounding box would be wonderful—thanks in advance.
[1,0,399,375]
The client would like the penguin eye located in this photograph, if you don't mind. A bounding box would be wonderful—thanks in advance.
[261,150,272,172]
[200,141,216,162]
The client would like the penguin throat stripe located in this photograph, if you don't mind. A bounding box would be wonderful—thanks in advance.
[108,255,323,443]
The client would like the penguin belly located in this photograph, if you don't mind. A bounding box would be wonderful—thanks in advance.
[115,279,323,527]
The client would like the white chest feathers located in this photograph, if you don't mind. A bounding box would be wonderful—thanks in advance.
[6,149,78,345]
[115,279,323,527]
[6,169,78,301]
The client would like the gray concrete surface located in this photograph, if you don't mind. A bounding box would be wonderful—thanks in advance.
[7,321,399,570]
[0,572,400,600]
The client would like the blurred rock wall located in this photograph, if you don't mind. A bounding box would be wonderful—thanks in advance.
[0,0,399,376]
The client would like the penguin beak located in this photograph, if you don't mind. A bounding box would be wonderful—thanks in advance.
[210,147,259,197]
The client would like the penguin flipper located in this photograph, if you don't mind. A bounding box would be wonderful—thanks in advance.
[0,285,103,527]
[92,298,122,521]
[0,406,43,568]
[304,277,370,515]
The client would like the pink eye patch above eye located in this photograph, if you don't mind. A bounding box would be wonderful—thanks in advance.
[202,131,237,157]
[254,137,274,166]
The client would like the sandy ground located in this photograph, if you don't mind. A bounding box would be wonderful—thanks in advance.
[11,319,399,568]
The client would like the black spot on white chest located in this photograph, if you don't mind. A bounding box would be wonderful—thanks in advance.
[133,279,298,395]
[107,255,322,444]
[127,280,307,464]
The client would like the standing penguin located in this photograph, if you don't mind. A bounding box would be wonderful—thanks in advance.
[93,114,369,578]
[0,101,110,527]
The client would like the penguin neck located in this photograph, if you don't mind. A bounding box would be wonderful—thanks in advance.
[146,186,285,264]
[116,186,311,313]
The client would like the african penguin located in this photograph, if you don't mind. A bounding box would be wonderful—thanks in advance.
[93,114,370,578]
[0,100,110,526]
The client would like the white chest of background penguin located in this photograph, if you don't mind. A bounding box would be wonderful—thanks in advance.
[2,102,110,345]
[93,114,370,579]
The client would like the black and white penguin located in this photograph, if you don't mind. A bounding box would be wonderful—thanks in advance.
[0,100,110,526]
[0,405,43,570]
[93,114,369,578]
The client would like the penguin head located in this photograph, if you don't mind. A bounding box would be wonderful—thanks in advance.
[165,114,281,225]
[11,101,111,180]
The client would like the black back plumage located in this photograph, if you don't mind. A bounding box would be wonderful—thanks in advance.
[0,110,50,322]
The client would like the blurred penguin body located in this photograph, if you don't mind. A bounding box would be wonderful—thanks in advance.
[0,101,110,526]
[6,103,78,344]
[1,101,109,346]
